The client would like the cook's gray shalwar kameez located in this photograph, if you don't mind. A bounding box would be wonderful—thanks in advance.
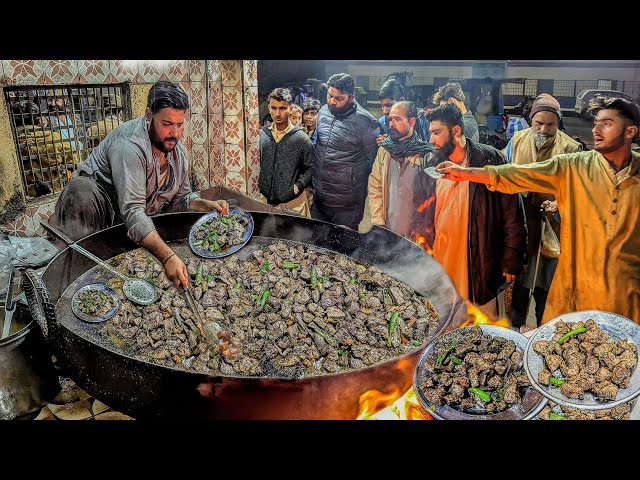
[53,117,198,242]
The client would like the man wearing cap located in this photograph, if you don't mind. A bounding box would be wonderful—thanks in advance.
[436,96,640,325]
[52,80,228,290]
[504,93,582,330]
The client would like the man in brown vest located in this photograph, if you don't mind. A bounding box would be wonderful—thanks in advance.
[504,93,582,330]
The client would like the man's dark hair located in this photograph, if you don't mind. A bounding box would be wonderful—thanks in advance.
[147,80,189,113]
[433,82,465,104]
[379,79,404,101]
[427,103,465,133]
[327,73,354,96]
[588,96,640,127]
[268,87,292,104]
[302,98,321,112]
[392,101,418,120]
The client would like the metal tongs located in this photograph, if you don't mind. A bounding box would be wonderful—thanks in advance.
[2,267,17,339]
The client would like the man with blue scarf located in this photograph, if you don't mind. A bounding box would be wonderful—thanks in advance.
[368,101,433,239]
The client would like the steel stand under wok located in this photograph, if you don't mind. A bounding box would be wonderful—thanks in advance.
[24,188,466,419]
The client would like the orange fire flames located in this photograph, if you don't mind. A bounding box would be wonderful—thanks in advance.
[460,300,509,328]
[357,386,432,420]
[412,233,434,256]
[416,195,436,213]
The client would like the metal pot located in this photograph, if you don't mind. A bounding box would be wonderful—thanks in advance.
[0,293,60,420]
[23,191,466,419]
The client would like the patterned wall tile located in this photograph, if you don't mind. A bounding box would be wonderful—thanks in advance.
[164,60,188,82]
[209,144,224,186]
[207,60,221,82]
[246,142,261,170]
[243,60,258,88]
[181,110,191,145]
[245,87,259,116]
[208,113,224,146]
[191,144,208,175]
[224,170,246,194]
[75,60,110,84]
[189,81,207,114]
[221,61,241,88]
[222,86,243,116]
[30,202,54,236]
[246,114,261,146]
[224,115,245,147]
[247,159,261,198]
[224,144,246,174]
[138,61,163,83]
[3,60,44,85]
[43,60,78,85]
[190,114,207,145]
[208,82,223,114]
[110,60,139,82]
[188,60,205,82]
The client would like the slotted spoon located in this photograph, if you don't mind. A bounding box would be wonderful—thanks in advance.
[42,221,160,306]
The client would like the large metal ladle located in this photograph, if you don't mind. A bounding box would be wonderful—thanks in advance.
[42,221,160,306]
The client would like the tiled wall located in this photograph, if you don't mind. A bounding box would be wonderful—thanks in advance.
[0,59,261,237]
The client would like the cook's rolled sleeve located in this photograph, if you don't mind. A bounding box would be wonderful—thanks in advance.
[109,142,155,243]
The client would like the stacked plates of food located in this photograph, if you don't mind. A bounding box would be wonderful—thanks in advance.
[414,324,548,420]
[188,206,254,259]
[524,310,640,411]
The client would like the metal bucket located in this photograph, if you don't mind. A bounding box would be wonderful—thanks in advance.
[0,296,60,420]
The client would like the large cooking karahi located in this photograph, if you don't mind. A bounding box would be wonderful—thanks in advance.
[23,190,466,419]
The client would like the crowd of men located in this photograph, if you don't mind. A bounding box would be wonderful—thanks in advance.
[52,75,640,329]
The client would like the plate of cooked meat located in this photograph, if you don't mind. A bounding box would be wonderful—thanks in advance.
[188,206,254,259]
[414,325,547,420]
[524,310,640,410]
[72,284,120,323]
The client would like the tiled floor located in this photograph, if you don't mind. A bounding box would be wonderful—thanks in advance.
[17,376,133,421]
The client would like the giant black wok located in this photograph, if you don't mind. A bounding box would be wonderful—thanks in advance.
[24,189,466,419]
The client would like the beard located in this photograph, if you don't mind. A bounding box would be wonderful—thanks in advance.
[329,102,353,117]
[433,135,456,162]
[533,132,553,149]
[149,119,177,153]
[389,127,407,142]
[594,133,626,154]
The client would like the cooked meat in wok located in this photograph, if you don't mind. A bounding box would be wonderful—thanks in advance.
[417,326,530,414]
[75,288,115,318]
[99,241,439,378]
[533,319,638,402]
[537,401,632,420]
[192,214,248,253]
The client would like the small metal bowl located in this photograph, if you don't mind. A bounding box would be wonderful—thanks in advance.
[414,325,548,420]
[524,310,640,410]
[71,284,120,323]
[188,206,254,259]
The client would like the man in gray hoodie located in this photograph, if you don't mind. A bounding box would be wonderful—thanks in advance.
[259,87,314,216]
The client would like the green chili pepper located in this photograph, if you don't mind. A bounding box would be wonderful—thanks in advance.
[436,341,458,365]
[260,289,270,308]
[311,266,317,285]
[193,240,203,246]
[195,263,203,284]
[412,340,422,347]
[205,274,216,281]
[234,282,241,288]
[558,327,586,344]
[281,263,299,269]
[468,387,491,402]
[449,355,462,365]
[320,275,330,282]
[261,261,270,272]
[359,291,365,300]
[388,312,399,347]
[348,278,356,285]
[549,412,566,420]
[549,377,565,386]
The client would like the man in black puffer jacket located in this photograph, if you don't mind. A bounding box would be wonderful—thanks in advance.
[259,87,314,216]
[312,73,380,230]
